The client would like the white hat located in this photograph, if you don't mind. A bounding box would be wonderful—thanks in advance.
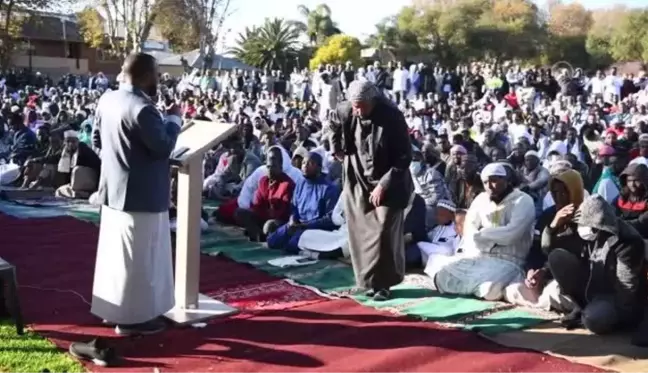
[481,163,508,181]
[524,150,540,159]
[63,130,78,139]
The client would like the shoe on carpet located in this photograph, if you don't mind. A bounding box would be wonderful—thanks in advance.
[69,338,116,367]
[115,318,166,336]
[372,289,391,301]
[559,308,583,330]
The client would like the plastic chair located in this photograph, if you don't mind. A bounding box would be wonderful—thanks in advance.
[0,257,24,335]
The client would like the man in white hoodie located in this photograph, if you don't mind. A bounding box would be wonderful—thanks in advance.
[431,163,536,301]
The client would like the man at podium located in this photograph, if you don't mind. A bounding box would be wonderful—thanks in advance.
[90,53,182,336]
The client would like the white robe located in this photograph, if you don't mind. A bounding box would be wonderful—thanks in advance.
[297,195,349,257]
[91,206,174,325]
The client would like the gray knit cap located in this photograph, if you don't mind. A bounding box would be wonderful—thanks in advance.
[347,80,379,102]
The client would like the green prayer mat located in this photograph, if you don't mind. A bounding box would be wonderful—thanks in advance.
[63,201,552,334]
[199,225,552,333]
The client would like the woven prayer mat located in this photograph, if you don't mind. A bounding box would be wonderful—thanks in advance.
[56,200,554,335]
[201,225,554,333]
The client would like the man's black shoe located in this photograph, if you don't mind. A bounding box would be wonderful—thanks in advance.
[115,318,165,336]
[69,338,116,367]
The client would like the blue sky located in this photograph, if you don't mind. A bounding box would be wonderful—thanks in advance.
[220,0,646,51]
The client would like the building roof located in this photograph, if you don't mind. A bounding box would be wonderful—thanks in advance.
[158,49,257,71]
[21,12,82,43]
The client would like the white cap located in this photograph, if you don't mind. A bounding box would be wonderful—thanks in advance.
[64,130,78,139]
[481,163,508,181]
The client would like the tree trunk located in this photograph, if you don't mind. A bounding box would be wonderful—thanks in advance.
[0,0,16,72]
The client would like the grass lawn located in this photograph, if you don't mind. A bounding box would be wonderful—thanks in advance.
[0,320,83,373]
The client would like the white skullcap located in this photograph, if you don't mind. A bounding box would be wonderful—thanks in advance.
[64,130,78,139]
[525,150,540,159]
[10,105,19,113]
[437,199,456,213]
[481,163,508,181]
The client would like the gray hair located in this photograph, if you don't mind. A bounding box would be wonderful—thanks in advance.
[347,80,379,103]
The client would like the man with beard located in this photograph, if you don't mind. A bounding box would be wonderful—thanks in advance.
[331,80,413,301]
[89,53,182,337]
[431,163,536,301]
[448,153,483,209]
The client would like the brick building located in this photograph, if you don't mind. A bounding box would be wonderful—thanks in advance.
[13,11,122,77]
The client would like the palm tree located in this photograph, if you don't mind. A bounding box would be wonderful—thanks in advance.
[230,18,302,70]
[296,4,341,45]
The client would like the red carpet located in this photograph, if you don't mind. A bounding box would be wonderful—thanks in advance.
[0,213,605,372]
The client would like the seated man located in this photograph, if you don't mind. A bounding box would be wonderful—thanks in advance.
[418,200,461,264]
[432,163,536,301]
[22,132,64,189]
[506,169,585,310]
[213,145,301,224]
[297,194,348,259]
[20,125,61,188]
[551,195,646,335]
[54,130,102,199]
[204,140,261,199]
[266,152,340,254]
[234,147,294,241]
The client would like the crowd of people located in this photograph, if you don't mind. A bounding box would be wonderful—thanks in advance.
[2,59,648,348]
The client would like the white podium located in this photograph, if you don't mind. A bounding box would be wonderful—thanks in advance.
[164,119,239,324]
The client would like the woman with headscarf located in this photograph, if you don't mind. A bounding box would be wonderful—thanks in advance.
[615,163,648,238]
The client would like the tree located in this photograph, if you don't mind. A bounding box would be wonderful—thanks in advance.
[77,0,158,58]
[309,34,362,70]
[296,4,340,46]
[609,9,648,62]
[546,0,592,38]
[154,0,233,70]
[583,6,627,67]
[541,1,593,66]
[475,0,546,61]
[230,18,302,70]
[76,8,105,50]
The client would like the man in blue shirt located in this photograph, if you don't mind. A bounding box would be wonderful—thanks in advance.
[267,152,340,253]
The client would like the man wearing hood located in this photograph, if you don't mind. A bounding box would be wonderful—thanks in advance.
[508,169,586,308]
[266,152,340,253]
[615,163,648,238]
[432,163,536,301]
[550,195,646,335]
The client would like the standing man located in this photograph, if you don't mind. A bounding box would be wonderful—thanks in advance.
[90,53,182,336]
[331,80,413,301]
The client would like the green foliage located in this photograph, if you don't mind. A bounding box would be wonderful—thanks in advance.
[153,0,201,53]
[229,18,302,70]
[296,4,341,46]
[76,7,105,50]
[609,10,648,62]
[365,0,648,67]
[309,34,362,70]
